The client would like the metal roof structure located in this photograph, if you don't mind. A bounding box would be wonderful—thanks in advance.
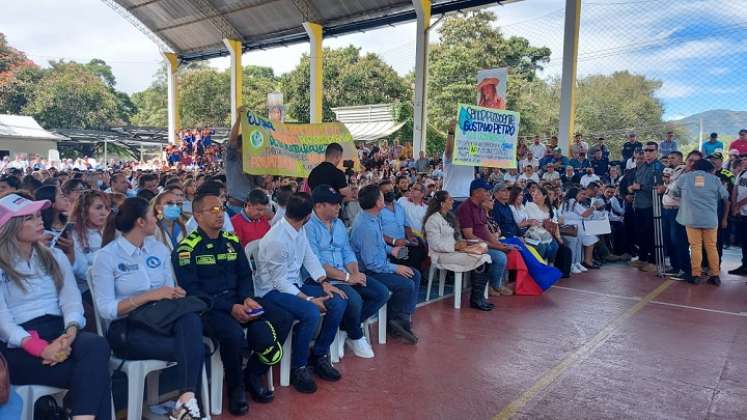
[331,103,406,142]
[105,0,513,62]
[0,114,69,141]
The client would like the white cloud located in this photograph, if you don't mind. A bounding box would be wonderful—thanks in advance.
[657,82,695,98]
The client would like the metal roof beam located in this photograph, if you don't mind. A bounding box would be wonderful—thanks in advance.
[190,0,243,41]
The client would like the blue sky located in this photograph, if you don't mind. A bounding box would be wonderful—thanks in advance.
[2,0,746,121]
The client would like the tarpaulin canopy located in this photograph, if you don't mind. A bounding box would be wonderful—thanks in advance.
[331,104,406,142]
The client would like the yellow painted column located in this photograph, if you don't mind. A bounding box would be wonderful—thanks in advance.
[163,52,180,144]
[223,38,244,124]
[558,0,581,156]
[303,22,323,123]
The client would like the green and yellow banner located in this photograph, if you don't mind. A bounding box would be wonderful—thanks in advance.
[240,107,359,177]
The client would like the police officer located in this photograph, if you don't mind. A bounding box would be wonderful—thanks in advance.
[173,190,293,416]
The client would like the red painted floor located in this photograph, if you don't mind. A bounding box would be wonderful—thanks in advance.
[215,261,747,420]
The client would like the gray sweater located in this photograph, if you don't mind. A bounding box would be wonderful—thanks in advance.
[671,170,728,229]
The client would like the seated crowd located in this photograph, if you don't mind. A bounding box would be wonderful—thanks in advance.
[2,126,747,420]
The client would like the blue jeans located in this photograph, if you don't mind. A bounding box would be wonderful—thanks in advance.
[336,279,389,340]
[663,208,690,273]
[366,269,421,324]
[534,240,559,263]
[486,248,508,288]
[262,284,347,369]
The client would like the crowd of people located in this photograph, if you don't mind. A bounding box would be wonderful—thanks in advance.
[2,116,747,419]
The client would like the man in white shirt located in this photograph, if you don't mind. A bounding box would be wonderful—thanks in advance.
[254,192,349,394]
[580,167,601,188]
[528,135,547,162]
[519,151,539,172]
[517,165,540,184]
[541,163,561,186]
[570,134,589,158]
[397,183,428,236]
[443,121,474,201]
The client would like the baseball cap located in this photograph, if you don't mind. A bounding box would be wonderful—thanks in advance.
[311,185,342,205]
[708,152,724,161]
[491,182,508,193]
[469,178,491,193]
[0,193,50,226]
[710,132,718,138]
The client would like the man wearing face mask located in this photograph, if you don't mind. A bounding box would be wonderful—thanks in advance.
[379,180,427,270]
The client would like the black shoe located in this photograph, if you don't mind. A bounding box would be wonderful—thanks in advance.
[728,266,747,275]
[228,386,249,416]
[469,301,493,311]
[388,319,418,345]
[311,353,341,382]
[687,275,701,285]
[245,372,274,404]
[708,276,722,286]
[582,262,600,270]
[290,366,317,394]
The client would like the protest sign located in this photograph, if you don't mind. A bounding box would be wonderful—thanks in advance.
[453,103,520,168]
[240,107,359,177]
[476,68,508,110]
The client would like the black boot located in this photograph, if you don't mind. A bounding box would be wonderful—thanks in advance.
[388,319,418,344]
[469,267,494,311]
[290,366,317,394]
[245,371,274,403]
[228,386,249,416]
[311,353,342,381]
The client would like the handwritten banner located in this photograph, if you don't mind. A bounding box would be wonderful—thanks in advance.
[240,108,359,177]
[453,103,519,168]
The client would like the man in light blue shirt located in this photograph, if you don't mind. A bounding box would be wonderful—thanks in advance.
[306,185,389,358]
[379,180,427,270]
[350,185,420,344]
[659,131,678,157]
[701,132,724,157]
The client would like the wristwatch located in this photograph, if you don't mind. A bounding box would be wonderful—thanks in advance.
[305,296,314,302]
[344,272,350,282]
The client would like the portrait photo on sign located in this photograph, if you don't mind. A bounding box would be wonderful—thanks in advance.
[476,68,508,110]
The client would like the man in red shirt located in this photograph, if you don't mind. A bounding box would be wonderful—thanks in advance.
[729,129,747,156]
[230,189,271,247]
[457,179,513,296]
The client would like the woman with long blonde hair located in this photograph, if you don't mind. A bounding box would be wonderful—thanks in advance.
[69,190,111,293]
[150,190,186,250]
[0,193,112,420]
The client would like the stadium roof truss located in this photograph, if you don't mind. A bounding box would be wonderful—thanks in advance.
[103,0,581,155]
[105,0,512,61]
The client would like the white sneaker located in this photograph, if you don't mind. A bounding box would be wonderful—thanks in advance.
[346,337,375,359]
[170,397,201,420]
[571,265,582,274]
[575,263,588,272]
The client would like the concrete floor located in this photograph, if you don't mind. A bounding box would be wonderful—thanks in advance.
[215,256,747,420]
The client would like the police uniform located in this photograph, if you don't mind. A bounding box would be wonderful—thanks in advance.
[172,228,293,396]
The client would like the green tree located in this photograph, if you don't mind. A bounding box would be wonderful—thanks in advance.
[179,67,230,127]
[427,11,551,137]
[0,33,41,114]
[241,65,279,117]
[281,46,407,123]
[22,61,120,129]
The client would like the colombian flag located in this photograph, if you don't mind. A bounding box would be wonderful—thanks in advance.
[503,237,562,296]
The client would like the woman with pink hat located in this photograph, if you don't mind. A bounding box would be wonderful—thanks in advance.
[0,193,112,419]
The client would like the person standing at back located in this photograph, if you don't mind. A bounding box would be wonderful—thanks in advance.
[307,143,351,200]
[443,121,475,203]
[628,142,664,273]
[701,132,724,157]
[225,113,262,215]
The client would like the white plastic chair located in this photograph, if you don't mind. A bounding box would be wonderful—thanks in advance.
[17,385,66,420]
[86,269,210,420]
[426,264,472,309]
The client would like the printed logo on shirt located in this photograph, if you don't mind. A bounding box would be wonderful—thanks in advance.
[117,263,139,272]
[695,176,705,188]
[146,256,161,269]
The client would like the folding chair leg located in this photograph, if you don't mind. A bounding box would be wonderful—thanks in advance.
[378,303,387,344]
[201,368,211,420]
[438,269,447,297]
[426,265,436,301]
[209,348,224,416]
[280,330,293,387]
[454,272,463,309]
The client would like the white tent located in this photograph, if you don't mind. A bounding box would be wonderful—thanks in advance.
[331,104,406,143]
[0,114,68,159]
